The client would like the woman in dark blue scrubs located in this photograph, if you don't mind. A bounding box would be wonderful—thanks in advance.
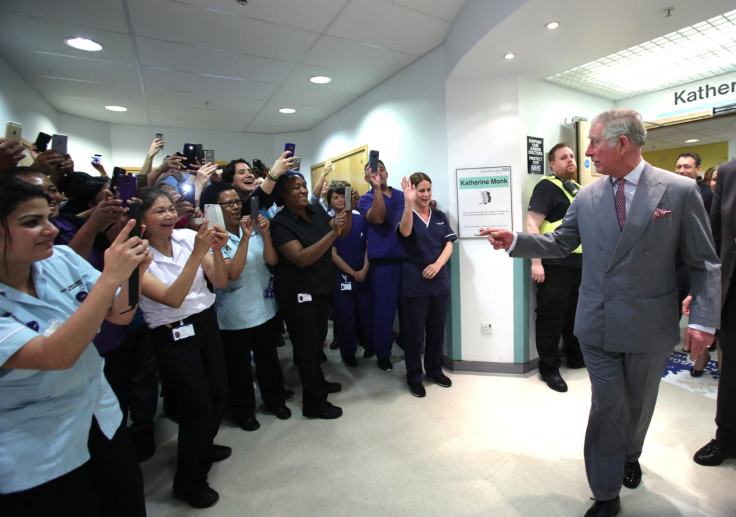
[397,173,457,397]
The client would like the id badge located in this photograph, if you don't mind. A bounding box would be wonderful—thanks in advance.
[172,323,195,341]
[297,293,312,303]
[340,282,352,291]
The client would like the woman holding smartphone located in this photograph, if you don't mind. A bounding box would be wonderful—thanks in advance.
[137,187,230,509]
[200,183,291,431]
[0,177,149,516]
[397,173,457,398]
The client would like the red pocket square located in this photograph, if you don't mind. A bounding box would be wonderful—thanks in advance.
[651,208,672,220]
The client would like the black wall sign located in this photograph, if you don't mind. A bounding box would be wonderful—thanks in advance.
[527,136,544,174]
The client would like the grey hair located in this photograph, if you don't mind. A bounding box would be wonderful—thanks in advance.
[592,107,647,147]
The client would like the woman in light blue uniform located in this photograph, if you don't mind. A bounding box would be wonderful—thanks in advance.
[201,183,290,431]
[0,177,149,516]
[396,173,457,398]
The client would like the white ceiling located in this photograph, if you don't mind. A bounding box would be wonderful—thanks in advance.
[1,0,736,147]
[0,0,467,133]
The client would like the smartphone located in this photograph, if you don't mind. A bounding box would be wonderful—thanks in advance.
[369,150,379,172]
[253,158,263,171]
[178,182,195,205]
[92,154,102,165]
[111,166,126,192]
[250,196,260,219]
[155,132,163,140]
[127,202,144,309]
[292,157,301,171]
[204,204,226,229]
[4,121,22,141]
[182,143,197,169]
[203,149,215,164]
[117,174,137,204]
[34,132,52,152]
[51,134,68,156]
[344,186,352,211]
[284,142,295,156]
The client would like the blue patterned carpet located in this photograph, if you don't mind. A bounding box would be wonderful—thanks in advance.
[661,350,719,400]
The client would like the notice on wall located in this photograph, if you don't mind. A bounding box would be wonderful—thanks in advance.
[527,136,544,174]
[456,166,513,238]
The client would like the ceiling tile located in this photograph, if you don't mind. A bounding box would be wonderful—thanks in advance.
[0,0,129,31]
[141,68,277,100]
[302,36,415,76]
[392,0,467,22]
[282,63,385,95]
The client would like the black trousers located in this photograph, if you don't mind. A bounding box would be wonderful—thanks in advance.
[151,307,227,489]
[401,294,449,384]
[277,291,330,413]
[220,316,286,413]
[534,264,582,372]
[0,418,146,517]
[716,282,736,446]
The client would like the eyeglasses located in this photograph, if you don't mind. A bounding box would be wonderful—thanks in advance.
[218,199,243,208]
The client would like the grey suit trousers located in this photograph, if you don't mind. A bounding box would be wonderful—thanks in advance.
[581,343,671,500]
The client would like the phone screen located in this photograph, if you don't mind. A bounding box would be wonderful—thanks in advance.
[344,186,352,212]
[92,154,102,165]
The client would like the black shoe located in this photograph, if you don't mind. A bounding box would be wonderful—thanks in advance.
[329,338,339,350]
[623,460,642,489]
[128,429,155,462]
[694,439,736,466]
[325,381,342,393]
[690,367,705,377]
[377,358,393,371]
[408,382,426,398]
[260,403,292,420]
[540,371,568,392]
[426,372,452,387]
[283,388,295,400]
[363,348,375,359]
[584,496,620,517]
[234,413,260,432]
[344,356,358,367]
[212,444,232,462]
[303,401,343,419]
[174,483,219,509]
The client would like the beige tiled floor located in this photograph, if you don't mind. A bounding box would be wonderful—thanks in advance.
[142,341,736,516]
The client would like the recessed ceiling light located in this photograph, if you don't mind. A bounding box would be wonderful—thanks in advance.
[546,21,560,30]
[65,37,103,51]
[279,108,296,114]
[685,138,699,143]
[504,53,516,60]
[105,105,127,112]
[309,76,332,84]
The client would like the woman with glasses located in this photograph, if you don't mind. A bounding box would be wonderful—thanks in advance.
[200,183,291,432]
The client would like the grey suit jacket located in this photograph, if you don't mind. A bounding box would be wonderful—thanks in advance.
[512,162,720,353]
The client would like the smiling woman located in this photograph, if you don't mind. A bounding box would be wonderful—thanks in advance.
[0,177,148,516]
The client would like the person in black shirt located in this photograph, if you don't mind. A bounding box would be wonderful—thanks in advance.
[526,143,584,393]
[269,171,350,419]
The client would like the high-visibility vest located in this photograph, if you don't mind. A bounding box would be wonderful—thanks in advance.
[537,176,582,254]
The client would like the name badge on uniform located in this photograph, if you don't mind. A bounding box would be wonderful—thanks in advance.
[340,282,352,291]
[172,323,195,341]
[297,293,312,303]
[264,287,274,299]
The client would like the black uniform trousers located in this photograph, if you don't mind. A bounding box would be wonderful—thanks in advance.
[220,315,285,414]
[150,307,227,490]
[716,282,736,446]
[277,291,330,413]
[534,264,583,372]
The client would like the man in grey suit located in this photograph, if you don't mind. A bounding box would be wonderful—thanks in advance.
[482,107,720,517]
[693,157,736,466]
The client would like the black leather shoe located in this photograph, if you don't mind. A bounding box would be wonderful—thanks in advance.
[234,413,260,432]
[283,388,295,399]
[408,382,426,397]
[540,371,568,392]
[623,460,642,489]
[329,338,339,350]
[260,403,292,420]
[303,401,343,419]
[584,496,620,517]
[212,444,231,462]
[426,373,452,387]
[344,356,358,367]
[363,348,375,358]
[174,483,219,508]
[694,439,736,466]
[325,381,342,393]
[690,367,705,377]
[377,358,393,371]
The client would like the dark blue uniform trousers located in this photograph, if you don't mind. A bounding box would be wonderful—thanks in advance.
[401,294,449,384]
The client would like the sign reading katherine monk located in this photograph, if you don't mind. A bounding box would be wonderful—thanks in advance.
[456,166,512,238]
